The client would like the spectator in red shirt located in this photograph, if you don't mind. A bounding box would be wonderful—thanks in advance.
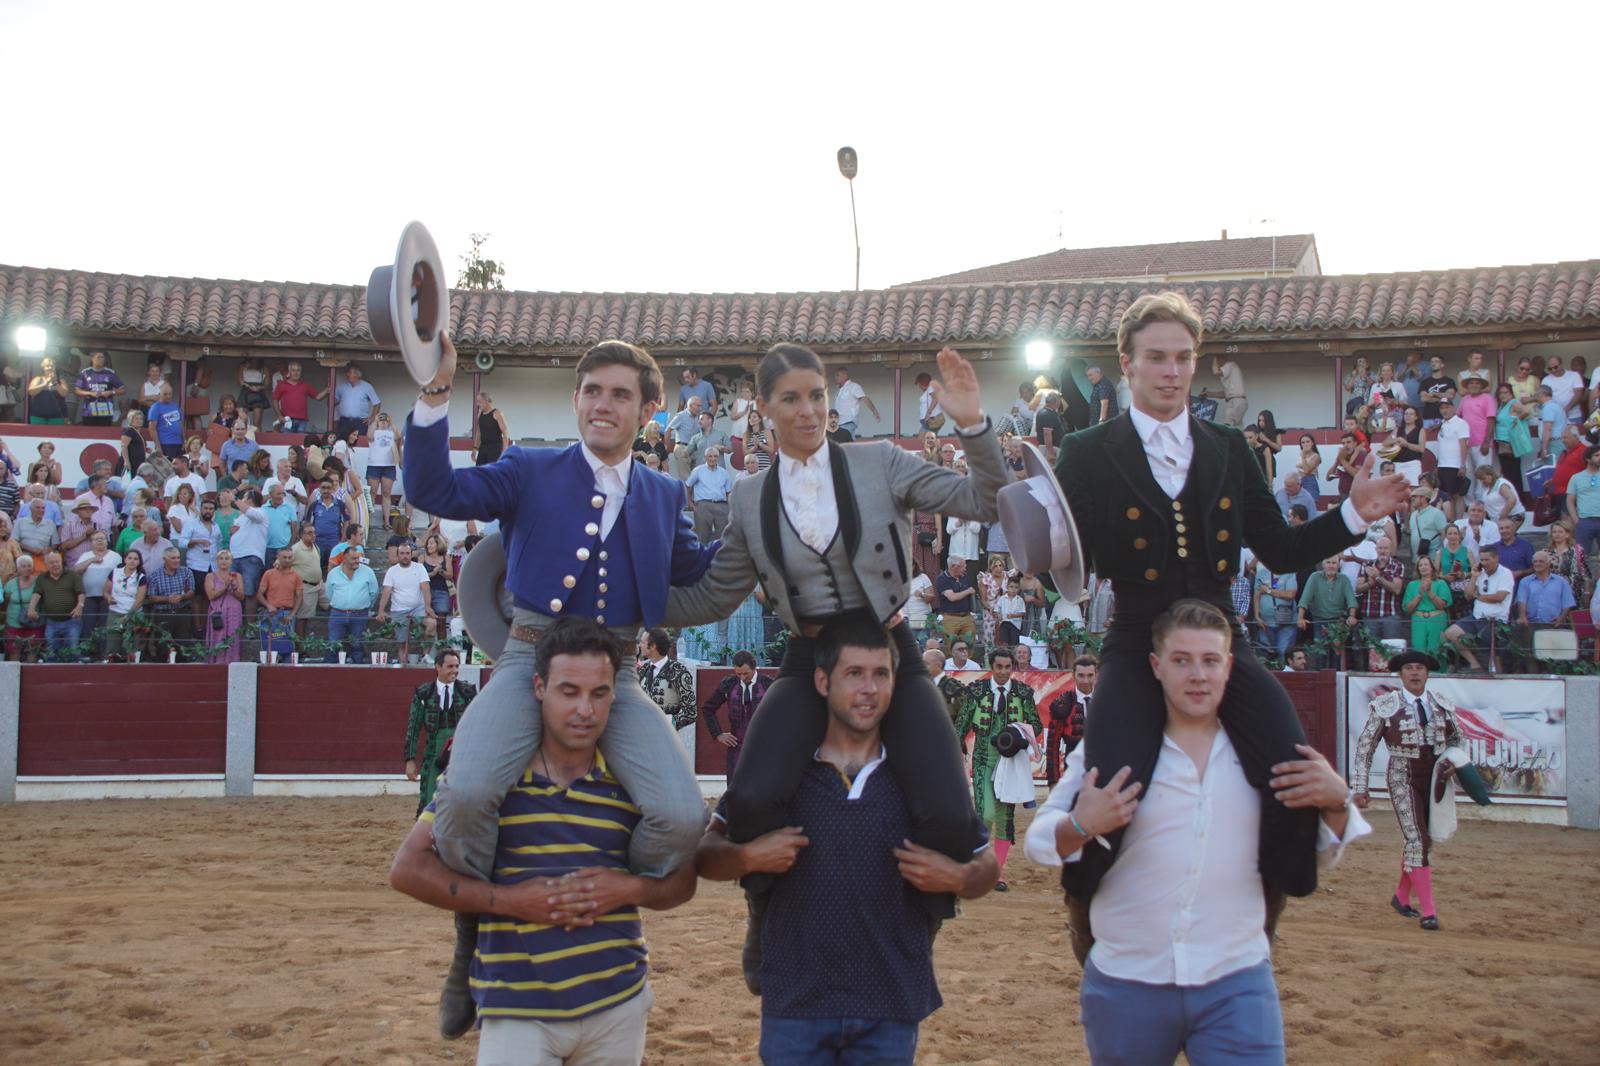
[1550,424,1587,518]
[1332,431,1369,498]
[271,361,329,433]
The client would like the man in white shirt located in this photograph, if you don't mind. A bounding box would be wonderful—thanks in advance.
[943,639,973,673]
[1543,355,1585,424]
[1455,349,1491,389]
[1026,599,1367,1065]
[831,366,879,437]
[263,458,309,517]
[162,454,206,502]
[1441,543,1514,672]
[1434,398,1471,519]
[377,541,437,664]
[915,372,944,431]
[175,497,221,618]
[228,489,270,619]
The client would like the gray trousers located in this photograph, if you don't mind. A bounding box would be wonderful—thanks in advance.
[693,499,730,545]
[1223,396,1248,428]
[432,609,707,880]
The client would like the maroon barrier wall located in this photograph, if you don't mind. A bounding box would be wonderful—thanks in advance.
[1279,669,1339,765]
[17,665,229,776]
[256,666,439,774]
[690,666,1339,776]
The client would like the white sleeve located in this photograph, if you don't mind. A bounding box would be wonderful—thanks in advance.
[411,398,450,428]
[1023,743,1088,868]
[1338,497,1369,537]
[1315,805,1373,870]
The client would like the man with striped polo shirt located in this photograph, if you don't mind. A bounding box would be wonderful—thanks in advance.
[390,618,696,1064]
[696,619,998,1064]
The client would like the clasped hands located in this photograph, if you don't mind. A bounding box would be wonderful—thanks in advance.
[499,867,642,931]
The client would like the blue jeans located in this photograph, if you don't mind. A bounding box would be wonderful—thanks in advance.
[235,554,265,598]
[44,618,82,660]
[327,609,369,662]
[758,1015,919,1066]
[1576,517,1600,560]
[281,417,311,432]
[1081,957,1284,1066]
[1264,623,1295,659]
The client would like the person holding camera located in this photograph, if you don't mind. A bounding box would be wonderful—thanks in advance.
[26,357,71,425]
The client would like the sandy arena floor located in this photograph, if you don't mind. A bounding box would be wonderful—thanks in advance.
[2,795,1597,1065]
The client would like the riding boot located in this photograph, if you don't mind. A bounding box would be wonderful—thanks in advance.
[742,891,768,996]
[439,913,478,1039]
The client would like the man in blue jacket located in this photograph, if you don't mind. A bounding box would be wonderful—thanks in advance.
[405,334,715,1039]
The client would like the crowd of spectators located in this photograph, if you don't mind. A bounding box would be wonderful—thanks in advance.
[9,346,1600,674]
[0,353,500,664]
[1232,349,1600,672]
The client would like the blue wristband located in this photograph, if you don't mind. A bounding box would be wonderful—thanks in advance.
[1068,811,1089,838]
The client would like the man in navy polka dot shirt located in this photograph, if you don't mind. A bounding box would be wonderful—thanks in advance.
[697,618,998,1064]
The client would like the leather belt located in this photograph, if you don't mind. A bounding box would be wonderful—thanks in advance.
[509,623,546,645]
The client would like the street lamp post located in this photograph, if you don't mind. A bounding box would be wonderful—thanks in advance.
[837,146,860,291]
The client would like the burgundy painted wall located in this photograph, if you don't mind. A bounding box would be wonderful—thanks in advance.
[1278,669,1339,765]
[9,663,1338,780]
[17,665,229,776]
[256,666,439,774]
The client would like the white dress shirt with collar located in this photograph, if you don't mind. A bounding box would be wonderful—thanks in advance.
[1127,406,1368,536]
[987,678,1012,711]
[1024,730,1370,987]
[579,443,632,540]
[778,443,840,555]
[436,679,454,713]
[776,411,989,557]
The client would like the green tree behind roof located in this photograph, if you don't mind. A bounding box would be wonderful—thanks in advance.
[457,233,507,291]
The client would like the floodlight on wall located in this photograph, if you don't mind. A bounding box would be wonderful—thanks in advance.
[1024,339,1054,369]
[14,325,47,354]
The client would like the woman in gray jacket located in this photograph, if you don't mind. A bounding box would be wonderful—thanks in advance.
[666,342,1007,941]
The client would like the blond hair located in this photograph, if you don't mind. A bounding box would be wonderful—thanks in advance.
[1117,292,1204,356]
[1151,598,1233,653]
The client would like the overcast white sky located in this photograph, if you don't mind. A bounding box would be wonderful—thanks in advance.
[4,0,1597,294]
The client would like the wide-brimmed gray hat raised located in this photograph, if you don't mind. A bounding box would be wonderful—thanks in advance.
[996,442,1084,602]
[365,220,450,387]
[457,532,514,661]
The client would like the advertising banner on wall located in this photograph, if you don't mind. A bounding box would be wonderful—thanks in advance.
[1345,675,1567,805]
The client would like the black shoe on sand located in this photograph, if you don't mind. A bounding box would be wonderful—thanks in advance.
[439,913,478,1039]
[1390,895,1420,919]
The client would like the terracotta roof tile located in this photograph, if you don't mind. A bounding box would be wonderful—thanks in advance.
[900,234,1320,286]
[2,261,1598,353]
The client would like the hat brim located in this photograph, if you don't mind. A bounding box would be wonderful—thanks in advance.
[1386,650,1440,672]
[366,221,449,387]
[457,532,513,661]
[997,443,1085,602]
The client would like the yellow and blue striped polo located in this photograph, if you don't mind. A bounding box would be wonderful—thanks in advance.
[421,753,646,1020]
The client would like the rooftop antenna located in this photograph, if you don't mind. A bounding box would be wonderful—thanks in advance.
[1253,218,1279,275]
